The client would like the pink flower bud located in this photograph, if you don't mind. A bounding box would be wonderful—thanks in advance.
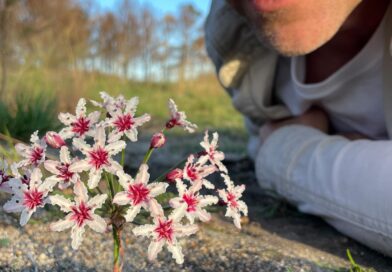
[45,131,65,149]
[150,132,166,149]
[165,168,183,183]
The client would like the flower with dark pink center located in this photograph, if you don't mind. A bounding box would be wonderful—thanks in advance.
[132,209,198,264]
[3,168,57,226]
[183,155,217,191]
[15,131,47,168]
[199,131,228,173]
[70,126,125,189]
[45,131,66,149]
[166,99,197,133]
[44,146,80,189]
[218,174,248,229]
[106,96,151,143]
[169,179,218,223]
[113,164,168,222]
[165,168,183,183]
[58,98,100,140]
[50,181,108,249]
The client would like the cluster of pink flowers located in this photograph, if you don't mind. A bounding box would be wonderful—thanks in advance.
[0,92,248,265]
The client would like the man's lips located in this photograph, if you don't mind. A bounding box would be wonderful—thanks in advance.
[250,0,296,12]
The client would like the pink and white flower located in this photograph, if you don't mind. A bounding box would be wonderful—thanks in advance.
[200,131,228,173]
[165,168,183,183]
[91,91,127,112]
[50,181,108,249]
[15,131,46,168]
[10,164,32,186]
[70,126,126,189]
[218,174,248,229]
[150,132,166,149]
[169,179,218,223]
[113,164,168,222]
[0,160,12,193]
[58,98,100,140]
[105,97,151,143]
[44,146,80,189]
[166,99,197,133]
[132,209,198,264]
[3,168,57,226]
[183,155,217,190]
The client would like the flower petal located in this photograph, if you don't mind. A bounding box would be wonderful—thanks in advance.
[60,146,72,164]
[124,205,141,222]
[50,216,74,231]
[106,141,126,155]
[148,182,168,197]
[87,169,102,189]
[69,159,90,173]
[49,195,73,212]
[74,181,89,203]
[112,191,130,206]
[135,164,149,184]
[44,160,60,175]
[167,243,184,264]
[132,224,155,236]
[125,128,138,142]
[148,198,164,217]
[148,240,165,261]
[20,209,33,226]
[71,225,86,249]
[175,224,199,237]
[87,214,107,233]
[88,194,108,211]
[76,98,87,117]
[58,112,76,126]
[3,197,24,213]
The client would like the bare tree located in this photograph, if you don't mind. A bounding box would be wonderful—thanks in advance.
[139,6,156,81]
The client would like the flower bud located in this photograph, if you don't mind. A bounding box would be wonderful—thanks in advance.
[165,168,183,183]
[45,131,65,149]
[150,132,166,149]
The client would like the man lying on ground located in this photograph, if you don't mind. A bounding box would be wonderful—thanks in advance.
[205,0,392,256]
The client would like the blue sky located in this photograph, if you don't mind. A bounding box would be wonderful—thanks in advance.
[96,0,211,19]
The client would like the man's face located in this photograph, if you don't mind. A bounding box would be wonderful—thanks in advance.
[230,0,361,56]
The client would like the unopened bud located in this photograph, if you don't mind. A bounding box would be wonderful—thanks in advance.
[165,168,183,183]
[150,132,166,149]
[45,132,65,149]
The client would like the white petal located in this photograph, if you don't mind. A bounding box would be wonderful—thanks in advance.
[175,224,199,237]
[94,126,106,147]
[15,143,29,156]
[49,195,73,212]
[87,214,107,233]
[202,179,215,190]
[108,130,123,143]
[148,199,164,217]
[124,205,141,222]
[132,224,155,236]
[195,209,211,222]
[112,191,130,206]
[30,168,43,189]
[60,146,72,163]
[167,243,184,264]
[175,179,187,196]
[134,114,151,127]
[87,194,108,211]
[44,160,60,175]
[237,200,248,216]
[76,98,87,117]
[168,197,182,208]
[74,181,89,203]
[106,141,126,155]
[69,160,90,173]
[3,197,24,213]
[125,128,138,142]
[50,216,74,231]
[199,195,219,207]
[58,112,76,125]
[148,240,165,261]
[39,177,58,193]
[135,164,149,184]
[20,209,33,226]
[116,172,133,189]
[72,138,91,154]
[168,99,178,116]
[148,182,168,197]
[58,127,74,140]
[125,96,139,114]
[169,204,186,222]
[71,225,86,249]
[88,111,101,124]
[233,213,241,229]
[106,160,123,174]
[87,169,102,189]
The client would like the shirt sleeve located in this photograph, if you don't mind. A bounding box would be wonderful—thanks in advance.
[255,124,392,234]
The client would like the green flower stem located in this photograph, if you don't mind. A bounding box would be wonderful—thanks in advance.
[112,225,123,272]
[105,172,115,199]
[142,148,154,164]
